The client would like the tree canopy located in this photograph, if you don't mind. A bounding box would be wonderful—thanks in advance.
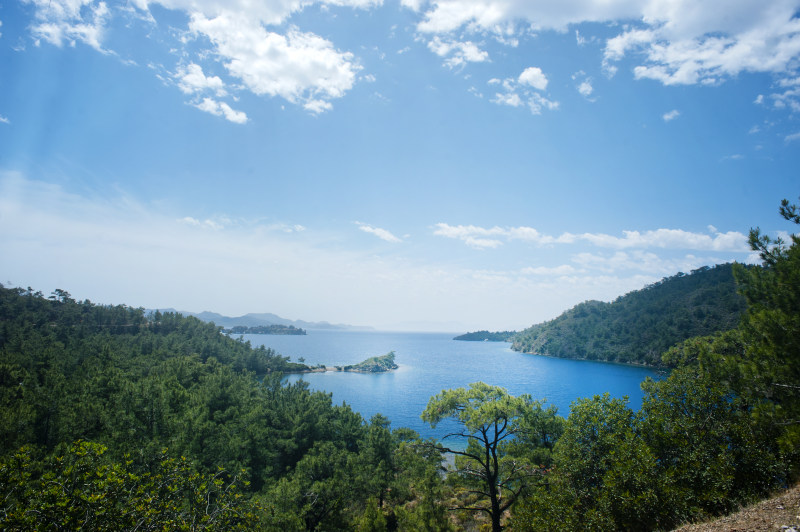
[512,263,747,365]
[422,382,563,531]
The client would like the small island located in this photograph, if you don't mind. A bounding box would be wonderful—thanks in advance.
[334,351,398,373]
[453,330,516,342]
[225,324,307,335]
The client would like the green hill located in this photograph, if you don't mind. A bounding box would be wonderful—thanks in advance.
[336,351,398,372]
[453,330,516,342]
[0,286,440,529]
[511,263,747,366]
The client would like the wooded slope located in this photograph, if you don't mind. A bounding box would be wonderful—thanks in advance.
[512,263,747,366]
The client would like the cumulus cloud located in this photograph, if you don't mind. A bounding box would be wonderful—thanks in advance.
[175,63,227,97]
[411,0,800,95]
[24,0,372,114]
[356,222,403,243]
[578,80,593,97]
[490,67,558,114]
[433,223,750,252]
[662,109,680,121]
[194,97,248,123]
[771,77,800,112]
[518,66,548,90]
[0,115,9,125]
[189,14,360,113]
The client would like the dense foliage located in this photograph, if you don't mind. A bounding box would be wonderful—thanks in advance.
[0,290,446,529]
[336,351,398,372]
[453,331,516,342]
[511,198,800,530]
[225,324,307,335]
[511,263,747,365]
[422,383,563,532]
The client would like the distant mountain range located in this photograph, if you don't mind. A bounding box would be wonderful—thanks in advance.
[150,309,373,331]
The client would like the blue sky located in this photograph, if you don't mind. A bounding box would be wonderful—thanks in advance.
[0,0,798,331]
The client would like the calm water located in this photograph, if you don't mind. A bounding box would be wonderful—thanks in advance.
[243,330,659,442]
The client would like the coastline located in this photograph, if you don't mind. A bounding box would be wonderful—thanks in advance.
[516,349,664,370]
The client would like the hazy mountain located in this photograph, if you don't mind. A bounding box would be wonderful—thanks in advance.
[149,309,373,331]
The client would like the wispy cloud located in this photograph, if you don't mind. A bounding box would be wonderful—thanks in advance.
[721,154,744,161]
[433,223,749,252]
[0,115,9,125]
[356,222,402,243]
[520,265,576,276]
[662,109,680,122]
[26,0,111,51]
[426,36,489,69]
[785,132,800,143]
[0,173,760,331]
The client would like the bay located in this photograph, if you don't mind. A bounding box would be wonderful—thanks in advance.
[243,330,659,442]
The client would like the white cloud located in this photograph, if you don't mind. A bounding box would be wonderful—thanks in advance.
[490,67,558,115]
[179,216,225,230]
[785,131,800,143]
[662,109,680,121]
[139,0,382,29]
[189,14,360,113]
[427,36,489,68]
[194,97,248,123]
[578,228,749,251]
[491,91,522,107]
[175,63,226,96]
[23,0,111,51]
[571,250,719,277]
[772,81,800,112]
[578,80,593,97]
[24,0,373,114]
[0,173,761,331]
[411,1,800,93]
[356,222,403,243]
[518,66,547,90]
[433,223,750,252]
[0,115,9,125]
[520,265,576,276]
[754,94,765,104]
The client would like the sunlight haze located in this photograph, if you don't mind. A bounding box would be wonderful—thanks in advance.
[1,0,798,331]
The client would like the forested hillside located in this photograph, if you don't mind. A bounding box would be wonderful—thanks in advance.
[509,198,800,530]
[512,263,747,365]
[0,289,450,530]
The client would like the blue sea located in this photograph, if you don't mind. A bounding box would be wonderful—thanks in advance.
[243,330,660,443]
